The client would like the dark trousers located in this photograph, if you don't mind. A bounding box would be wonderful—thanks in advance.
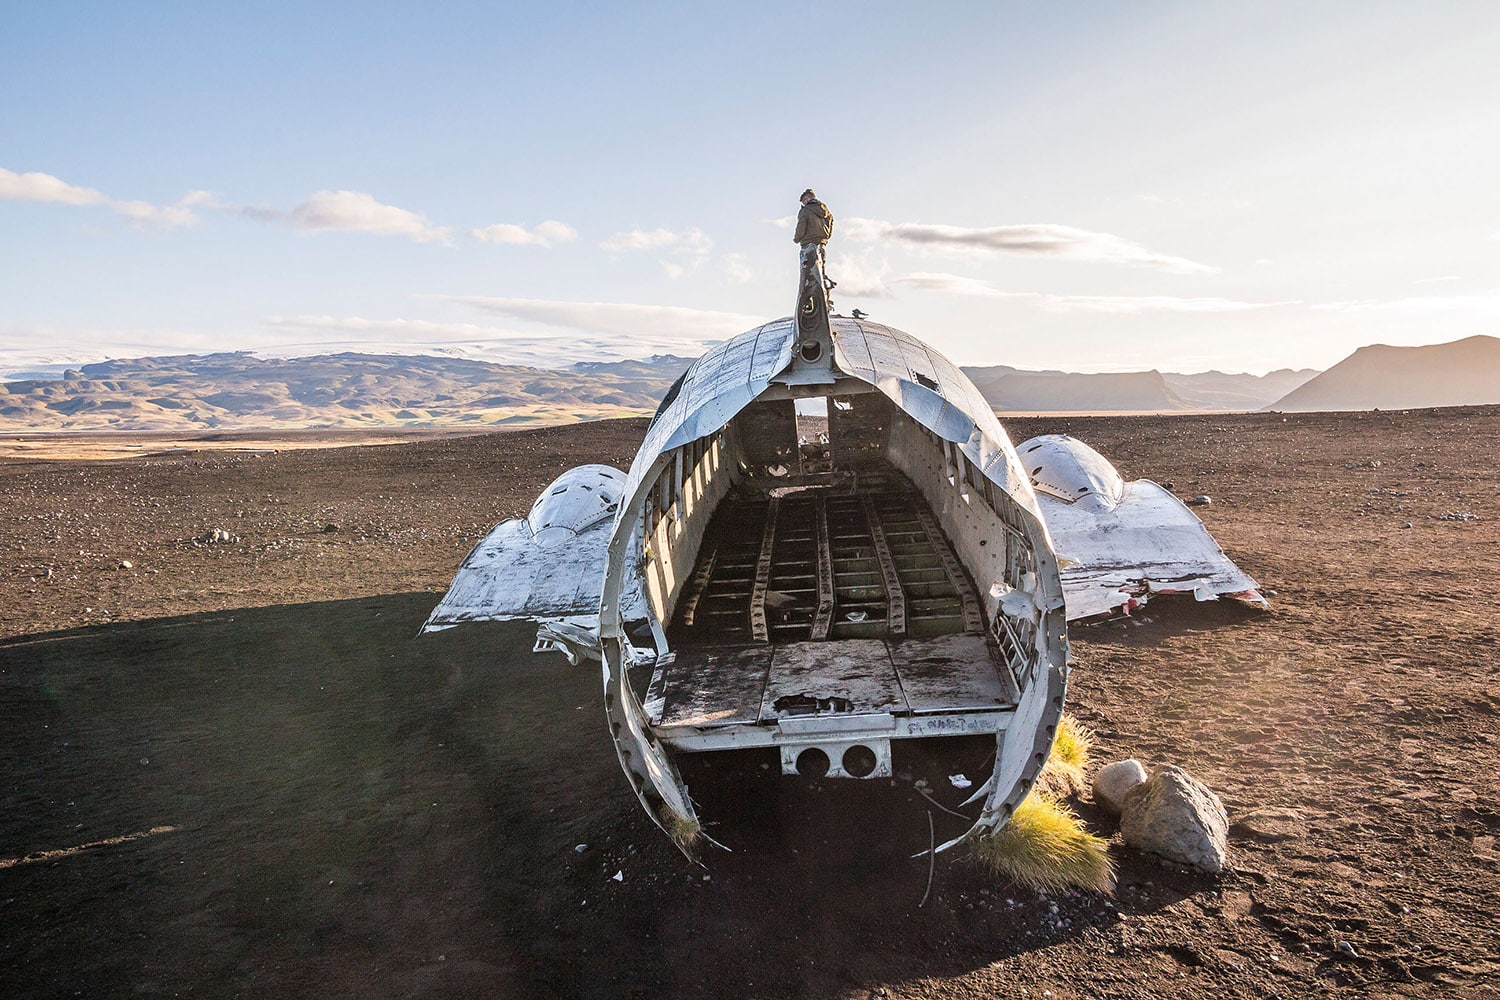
[799,241,826,271]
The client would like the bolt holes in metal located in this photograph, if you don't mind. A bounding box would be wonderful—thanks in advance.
[796,747,830,778]
[842,744,877,778]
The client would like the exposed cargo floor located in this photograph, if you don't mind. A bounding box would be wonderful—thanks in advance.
[668,475,986,645]
[651,475,1017,742]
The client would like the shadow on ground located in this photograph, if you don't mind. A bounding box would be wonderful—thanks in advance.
[2,593,1129,999]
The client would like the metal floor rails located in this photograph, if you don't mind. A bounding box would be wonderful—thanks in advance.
[670,476,985,646]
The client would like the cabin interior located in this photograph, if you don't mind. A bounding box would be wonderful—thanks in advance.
[633,384,1045,775]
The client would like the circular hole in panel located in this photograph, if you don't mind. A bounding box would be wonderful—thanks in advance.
[800,340,822,363]
[796,747,830,778]
[842,744,877,778]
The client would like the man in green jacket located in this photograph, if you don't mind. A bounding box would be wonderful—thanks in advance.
[793,188,835,284]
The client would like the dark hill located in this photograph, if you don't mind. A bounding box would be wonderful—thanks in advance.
[963,367,1191,412]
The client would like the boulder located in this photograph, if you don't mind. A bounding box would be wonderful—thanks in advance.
[1092,759,1148,815]
[1119,765,1229,873]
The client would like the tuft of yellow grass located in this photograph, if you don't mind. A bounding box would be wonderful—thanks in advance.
[660,805,701,854]
[1035,713,1097,800]
[970,792,1116,894]
[1051,714,1095,771]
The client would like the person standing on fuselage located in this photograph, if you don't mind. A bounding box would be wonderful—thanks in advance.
[793,188,834,286]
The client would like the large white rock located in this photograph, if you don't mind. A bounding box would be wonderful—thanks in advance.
[1092,758,1148,815]
[1119,765,1229,873]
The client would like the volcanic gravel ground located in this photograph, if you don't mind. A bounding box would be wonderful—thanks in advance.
[2,408,1497,998]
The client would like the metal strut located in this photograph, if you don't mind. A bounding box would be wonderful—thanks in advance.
[750,497,780,642]
[811,495,835,640]
[861,493,907,638]
[912,504,986,634]
[676,542,719,628]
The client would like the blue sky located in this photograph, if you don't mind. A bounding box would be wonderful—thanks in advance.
[3,1,1497,377]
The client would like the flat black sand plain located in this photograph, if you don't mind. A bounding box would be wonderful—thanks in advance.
[3,409,1498,999]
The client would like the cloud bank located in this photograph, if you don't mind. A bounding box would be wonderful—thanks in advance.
[600,227,714,278]
[0,168,108,206]
[441,295,761,341]
[1313,292,1500,315]
[890,272,1291,312]
[242,190,451,243]
[1,167,204,228]
[845,218,1215,274]
[469,220,578,246]
[261,314,718,368]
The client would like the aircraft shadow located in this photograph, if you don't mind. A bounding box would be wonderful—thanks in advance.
[3,593,1147,999]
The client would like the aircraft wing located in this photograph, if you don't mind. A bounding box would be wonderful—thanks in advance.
[421,464,648,633]
[1018,435,1267,621]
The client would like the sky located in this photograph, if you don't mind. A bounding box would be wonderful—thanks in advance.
[3,1,1498,377]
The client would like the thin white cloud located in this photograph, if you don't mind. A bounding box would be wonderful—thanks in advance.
[244,189,450,243]
[262,314,720,367]
[599,227,714,256]
[1313,292,1500,315]
[830,252,895,298]
[440,295,761,341]
[264,314,556,340]
[0,167,108,205]
[469,219,578,246]
[111,190,212,230]
[600,226,714,278]
[0,315,717,376]
[722,253,753,284]
[844,218,1215,274]
[1046,294,1294,314]
[1,167,206,228]
[890,272,1292,312]
[1412,275,1461,285]
[890,272,1009,298]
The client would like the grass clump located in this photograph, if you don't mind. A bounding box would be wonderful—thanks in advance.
[971,792,1116,894]
[659,804,701,854]
[1051,714,1095,771]
[1035,713,1097,800]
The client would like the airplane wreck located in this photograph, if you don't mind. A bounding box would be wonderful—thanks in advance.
[424,252,1261,859]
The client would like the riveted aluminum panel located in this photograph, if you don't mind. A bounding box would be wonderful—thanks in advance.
[423,464,646,631]
[1017,435,1266,620]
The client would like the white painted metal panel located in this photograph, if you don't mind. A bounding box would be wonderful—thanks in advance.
[1017,433,1125,510]
[1017,435,1266,620]
[422,464,646,631]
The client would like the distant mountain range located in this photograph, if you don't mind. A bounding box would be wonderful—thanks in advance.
[1265,335,1500,411]
[960,365,1316,412]
[0,336,1492,433]
[0,352,692,432]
